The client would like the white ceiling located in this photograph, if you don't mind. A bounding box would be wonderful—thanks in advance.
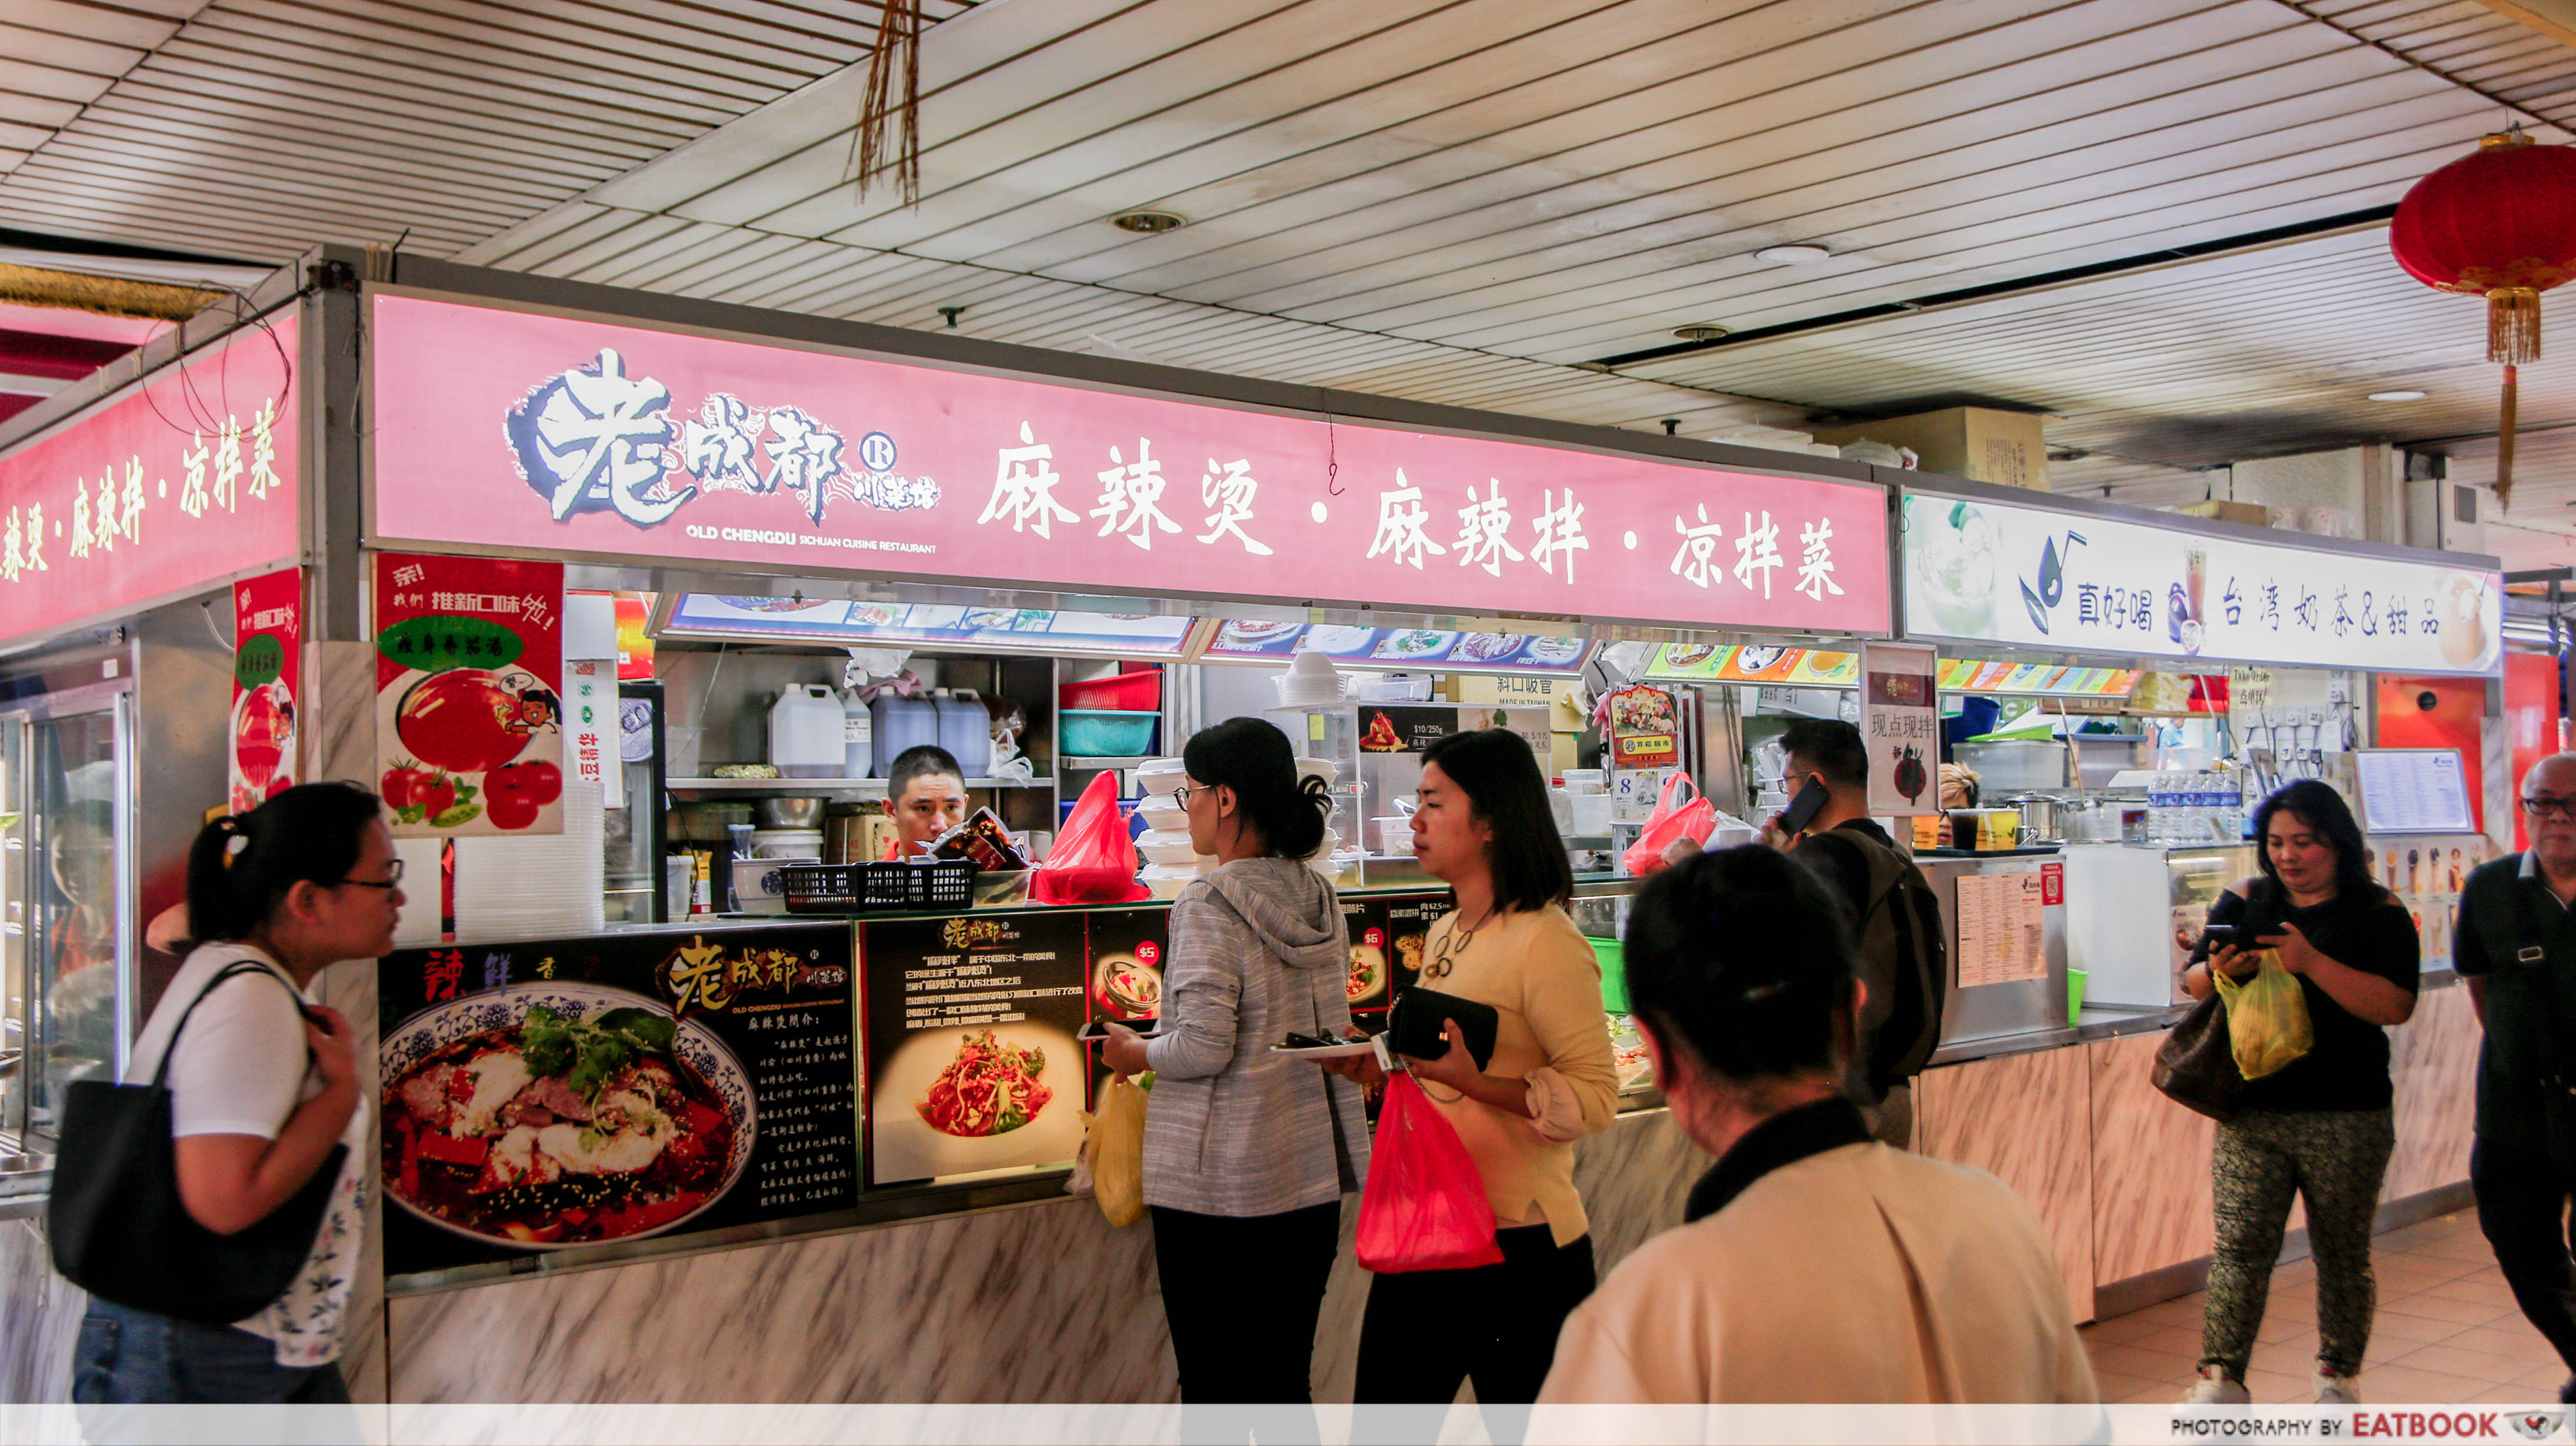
[8,0,2576,568]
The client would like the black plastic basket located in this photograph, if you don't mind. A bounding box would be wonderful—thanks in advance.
[779,858,977,914]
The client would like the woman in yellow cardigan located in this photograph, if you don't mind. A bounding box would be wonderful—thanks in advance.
[1350,728,1618,1413]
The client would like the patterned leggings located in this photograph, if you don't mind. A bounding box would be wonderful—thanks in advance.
[2201,1108,2396,1379]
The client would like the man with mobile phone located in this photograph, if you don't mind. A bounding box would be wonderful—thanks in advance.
[1760,719,1948,1148]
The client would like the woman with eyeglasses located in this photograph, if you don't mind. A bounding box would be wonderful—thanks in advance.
[1340,728,1617,1421]
[1099,717,1368,1416]
[72,782,402,1406]
[2175,779,2417,1407]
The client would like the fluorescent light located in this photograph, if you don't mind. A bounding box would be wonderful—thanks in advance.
[1753,244,1833,265]
[2368,389,2428,402]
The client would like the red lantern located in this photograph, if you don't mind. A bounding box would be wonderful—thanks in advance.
[2391,129,2576,509]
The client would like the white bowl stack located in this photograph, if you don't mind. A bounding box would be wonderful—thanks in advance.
[1273,649,1344,706]
[453,779,608,939]
[1131,757,1216,875]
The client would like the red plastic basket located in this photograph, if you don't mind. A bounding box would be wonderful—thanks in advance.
[1058,668,1163,712]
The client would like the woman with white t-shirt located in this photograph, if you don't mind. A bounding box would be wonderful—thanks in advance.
[71,782,401,1405]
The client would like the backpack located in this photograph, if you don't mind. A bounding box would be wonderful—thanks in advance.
[1799,826,1948,1098]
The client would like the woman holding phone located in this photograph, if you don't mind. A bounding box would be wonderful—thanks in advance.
[1342,727,1618,1414]
[2176,779,2418,1407]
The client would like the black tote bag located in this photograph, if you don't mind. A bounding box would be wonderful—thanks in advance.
[48,959,347,1325]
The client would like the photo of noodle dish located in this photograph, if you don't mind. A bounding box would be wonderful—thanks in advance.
[380,983,753,1250]
[871,1021,1083,1182]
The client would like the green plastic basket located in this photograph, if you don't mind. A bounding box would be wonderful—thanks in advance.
[1589,937,1628,1015]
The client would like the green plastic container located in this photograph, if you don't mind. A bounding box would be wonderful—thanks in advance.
[1589,937,1628,1015]
[2066,967,2089,1022]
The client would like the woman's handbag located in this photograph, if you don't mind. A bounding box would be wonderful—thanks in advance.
[1353,1072,1504,1274]
[48,960,348,1325]
[2151,992,2244,1122]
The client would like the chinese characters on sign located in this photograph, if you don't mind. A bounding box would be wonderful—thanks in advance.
[1861,643,1941,817]
[374,553,567,838]
[1901,493,2500,676]
[228,568,302,815]
[372,296,1892,636]
[0,317,298,641]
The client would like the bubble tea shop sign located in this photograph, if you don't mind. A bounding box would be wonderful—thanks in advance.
[1901,491,2501,675]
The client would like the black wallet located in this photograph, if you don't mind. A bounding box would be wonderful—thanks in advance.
[1387,986,1499,1072]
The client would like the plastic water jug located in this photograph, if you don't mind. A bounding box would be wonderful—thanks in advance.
[934,689,992,778]
[768,685,845,779]
[870,691,940,778]
[839,689,872,779]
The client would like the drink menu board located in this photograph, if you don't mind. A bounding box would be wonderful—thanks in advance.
[2355,749,2475,835]
[1954,872,2048,988]
[861,911,1089,1187]
[378,925,857,1275]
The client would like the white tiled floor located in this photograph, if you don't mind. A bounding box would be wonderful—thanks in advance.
[2082,1211,2574,1405]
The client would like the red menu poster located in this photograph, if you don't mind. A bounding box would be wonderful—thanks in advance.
[374,552,566,836]
[228,567,301,815]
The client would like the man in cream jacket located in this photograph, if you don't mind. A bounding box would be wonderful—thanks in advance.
[1536,846,2098,1407]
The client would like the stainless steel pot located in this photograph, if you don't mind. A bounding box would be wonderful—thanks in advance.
[2008,794,2065,842]
[757,795,826,828]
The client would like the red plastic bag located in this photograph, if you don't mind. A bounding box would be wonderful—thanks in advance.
[1033,771,1149,905]
[1354,1073,1505,1273]
[1620,771,1717,876]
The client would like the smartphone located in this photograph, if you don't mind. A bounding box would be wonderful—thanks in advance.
[1779,777,1832,836]
[2198,925,2239,951]
[1077,1020,1167,1042]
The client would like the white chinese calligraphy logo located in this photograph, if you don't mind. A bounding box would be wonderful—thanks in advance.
[980,422,1080,538]
[1197,458,1272,555]
[1671,504,1725,589]
[1531,488,1587,584]
[1796,518,1843,603]
[1091,439,1181,550]
[505,348,690,525]
[1733,511,1782,598]
[1453,481,1525,578]
[1366,472,1447,571]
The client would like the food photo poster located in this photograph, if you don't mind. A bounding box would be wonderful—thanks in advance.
[378,925,857,1275]
[374,551,567,837]
[228,566,301,815]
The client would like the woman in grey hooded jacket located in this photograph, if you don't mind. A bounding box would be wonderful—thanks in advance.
[1102,715,1370,1409]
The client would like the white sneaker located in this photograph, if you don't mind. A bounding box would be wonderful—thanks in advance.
[2314,1370,2360,1405]
[2182,1365,2251,1404]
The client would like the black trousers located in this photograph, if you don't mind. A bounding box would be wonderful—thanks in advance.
[1353,1223,1596,1425]
[2472,1137,2576,1378]
[1151,1201,1342,1408]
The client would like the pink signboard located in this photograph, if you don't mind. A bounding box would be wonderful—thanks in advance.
[0,315,300,640]
[368,295,1889,635]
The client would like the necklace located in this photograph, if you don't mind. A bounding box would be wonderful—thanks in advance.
[1422,903,1496,985]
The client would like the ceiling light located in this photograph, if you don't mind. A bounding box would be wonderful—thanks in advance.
[1111,211,1184,234]
[1672,324,1729,341]
[2368,389,2429,402]
[1753,244,1833,265]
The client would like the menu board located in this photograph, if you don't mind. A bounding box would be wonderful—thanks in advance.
[1203,619,1590,674]
[667,594,1194,656]
[861,911,1088,1187]
[1932,658,2141,697]
[2355,749,2475,835]
[1343,897,1392,1015]
[1954,872,2048,988]
[1083,908,1168,1110]
[1384,894,1457,995]
[1642,644,1858,686]
[378,925,857,1275]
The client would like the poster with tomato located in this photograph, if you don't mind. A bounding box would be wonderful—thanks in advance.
[1861,643,1940,817]
[375,553,566,837]
[229,568,302,815]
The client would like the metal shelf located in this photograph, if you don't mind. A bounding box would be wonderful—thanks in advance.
[667,777,1047,795]
[1057,756,1151,771]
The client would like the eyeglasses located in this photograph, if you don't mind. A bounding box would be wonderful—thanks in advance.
[2523,796,2576,820]
[1170,785,1204,810]
[340,859,405,890]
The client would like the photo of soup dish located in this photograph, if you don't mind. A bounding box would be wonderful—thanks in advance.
[1347,944,1386,1002]
[381,984,753,1250]
[1094,951,1163,1018]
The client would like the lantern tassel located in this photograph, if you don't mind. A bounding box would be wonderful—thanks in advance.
[2491,286,2544,365]
[2501,362,2520,512]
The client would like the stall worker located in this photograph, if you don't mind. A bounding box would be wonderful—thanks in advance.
[880,745,970,860]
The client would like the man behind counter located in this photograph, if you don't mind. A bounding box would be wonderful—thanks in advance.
[881,745,971,861]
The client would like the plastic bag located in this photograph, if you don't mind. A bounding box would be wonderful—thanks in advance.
[1354,1073,1505,1274]
[1620,772,1718,876]
[1087,1072,1149,1227]
[2213,950,2313,1081]
[1034,771,1149,905]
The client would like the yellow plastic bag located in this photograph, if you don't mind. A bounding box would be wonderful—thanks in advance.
[1089,1072,1149,1227]
[2212,950,2314,1082]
